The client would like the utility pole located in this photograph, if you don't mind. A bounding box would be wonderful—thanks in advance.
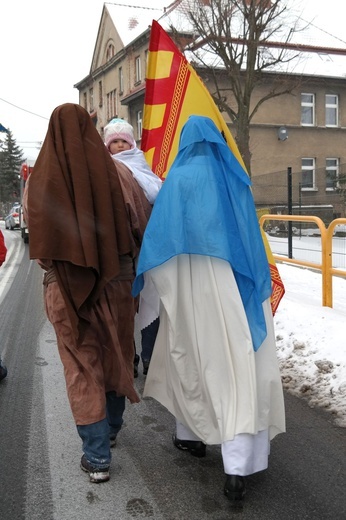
[287,167,293,259]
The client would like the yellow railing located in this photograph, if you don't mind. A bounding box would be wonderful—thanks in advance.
[259,215,346,308]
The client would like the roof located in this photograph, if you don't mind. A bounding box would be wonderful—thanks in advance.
[104,1,173,47]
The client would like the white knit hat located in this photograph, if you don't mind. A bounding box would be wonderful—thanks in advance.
[104,118,136,149]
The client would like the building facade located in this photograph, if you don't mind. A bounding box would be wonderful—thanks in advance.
[74,3,346,220]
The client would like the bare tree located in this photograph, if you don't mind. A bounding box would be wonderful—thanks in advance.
[168,0,307,174]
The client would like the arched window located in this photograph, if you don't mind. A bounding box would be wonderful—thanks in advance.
[106,43,115,62]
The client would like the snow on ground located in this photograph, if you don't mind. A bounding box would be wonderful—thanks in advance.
[274,262,346,427]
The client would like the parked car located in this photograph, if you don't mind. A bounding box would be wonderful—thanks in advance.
[5,204,21,230]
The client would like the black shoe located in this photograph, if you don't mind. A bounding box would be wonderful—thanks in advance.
[172,434,206,458]
[142,360,150,375]
[224,474,246,503]
[134,354,140,378]
[0,360,7,382]
[80,455,110,483]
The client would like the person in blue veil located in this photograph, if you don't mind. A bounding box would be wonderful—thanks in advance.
[133,115,285,504]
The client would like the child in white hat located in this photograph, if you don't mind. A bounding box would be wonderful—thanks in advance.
[104,118,162,204]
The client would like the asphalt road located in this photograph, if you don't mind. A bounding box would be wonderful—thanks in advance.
[0,230,345,520]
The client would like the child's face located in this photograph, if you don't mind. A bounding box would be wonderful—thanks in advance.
[109,139,131,154]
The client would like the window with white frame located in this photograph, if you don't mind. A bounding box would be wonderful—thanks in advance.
[119,67,124,93]
[135,56,141,84]
[301,93,315,126]
[326,158,339,190]
[136,110,142,139]
[301,158,316,189]
[325,94,338,127]
[107,89,117,121]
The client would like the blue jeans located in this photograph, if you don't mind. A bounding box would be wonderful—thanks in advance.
[77,391,125,468]
[106,391,125,437]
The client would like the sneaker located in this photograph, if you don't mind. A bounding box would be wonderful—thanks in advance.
[80,455,110,483]
[0,360,7,382]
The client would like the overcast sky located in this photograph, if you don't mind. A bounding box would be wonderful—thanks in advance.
[1,0,345,161]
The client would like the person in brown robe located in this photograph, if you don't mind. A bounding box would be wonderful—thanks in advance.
[25,103,152,483]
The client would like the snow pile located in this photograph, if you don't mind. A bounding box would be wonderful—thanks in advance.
[274,263,346,427]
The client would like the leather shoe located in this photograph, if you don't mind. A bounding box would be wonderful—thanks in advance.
[134,354,140,378]
[224,474,246,502]
[172,434,206,458]
[143,360,150,375]
[0,359,7,382]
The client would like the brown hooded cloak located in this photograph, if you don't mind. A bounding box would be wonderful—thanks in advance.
[28,103,143,336]
[26,103,151,421]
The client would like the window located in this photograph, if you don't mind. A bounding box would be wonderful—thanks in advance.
[301,158,316,189]
[119,67,124,94]
[107,89,117,120]
[83,92,87,110]
[136,110,142,139]
[135,56,141,84]
[325,94,338,126]
[98,81,103,107]
[106,44,115,61]
[301,93,315,126]
[326,158,339,190]
[89,88,94,112]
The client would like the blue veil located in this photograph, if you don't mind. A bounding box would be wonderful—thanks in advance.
[133,116,272,351]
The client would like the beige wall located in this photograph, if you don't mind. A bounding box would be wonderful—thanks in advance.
[75,17,346,218]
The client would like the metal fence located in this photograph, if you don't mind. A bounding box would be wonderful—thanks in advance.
[259,214,346,309]
[252,163,346,223]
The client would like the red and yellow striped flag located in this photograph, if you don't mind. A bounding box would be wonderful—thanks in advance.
[142,20,284,313]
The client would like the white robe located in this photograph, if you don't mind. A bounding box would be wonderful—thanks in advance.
[143,254,285,446]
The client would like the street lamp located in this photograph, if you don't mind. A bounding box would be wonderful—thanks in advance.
[278,126,288,141]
